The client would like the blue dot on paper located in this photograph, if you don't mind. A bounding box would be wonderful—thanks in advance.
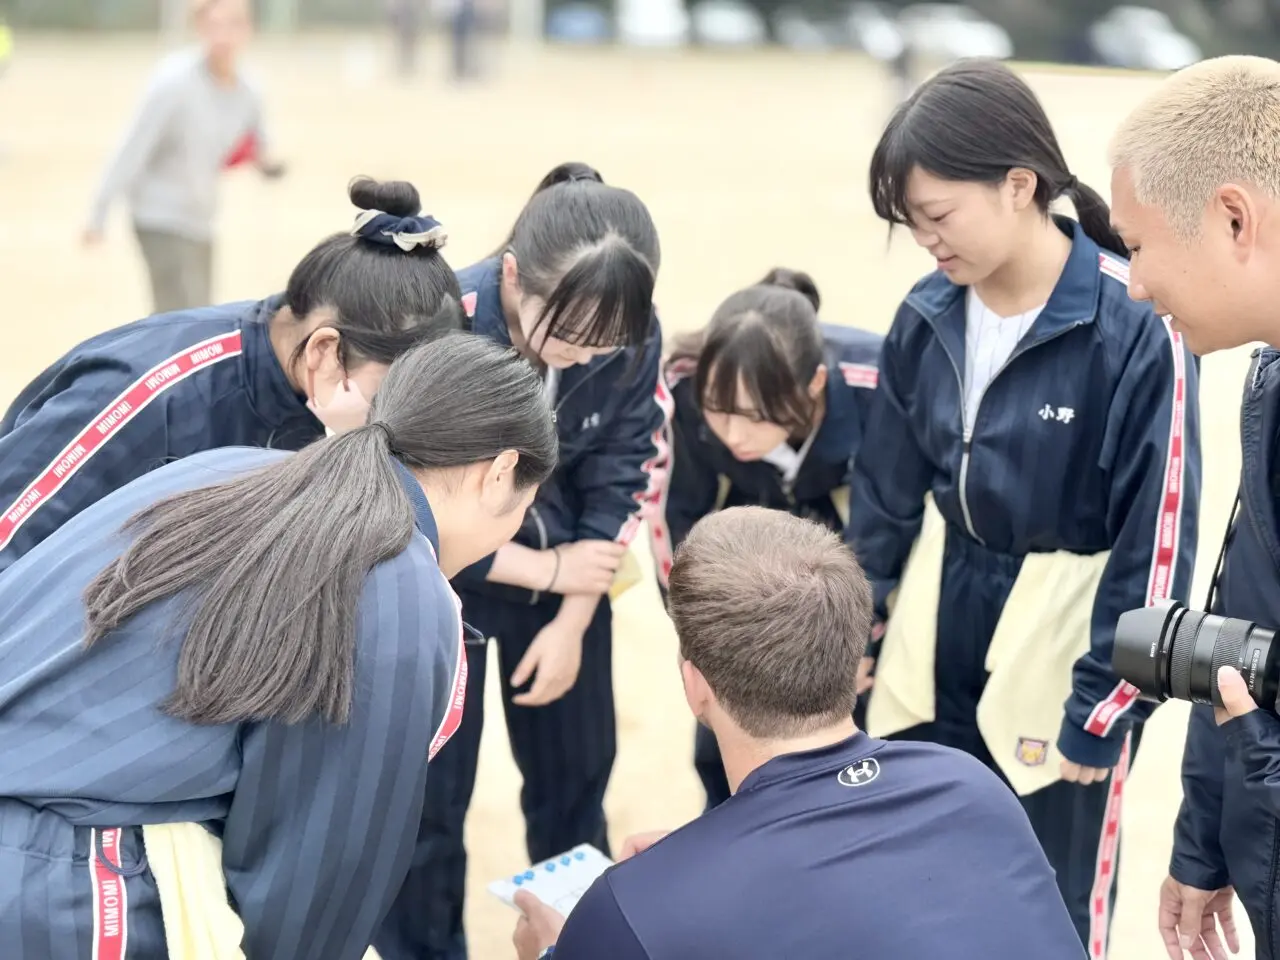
[545,863,556,872]
[513,876,524,885]
[574,851,585,861]
[560,856,571,865]
[523,871,535,880]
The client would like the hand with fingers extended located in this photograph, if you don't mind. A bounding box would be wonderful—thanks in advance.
[546,539,626,595]
[510,618,585,707]
[1158,876,1240,960]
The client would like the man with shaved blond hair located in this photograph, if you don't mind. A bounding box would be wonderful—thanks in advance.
[1110,55,1280,960]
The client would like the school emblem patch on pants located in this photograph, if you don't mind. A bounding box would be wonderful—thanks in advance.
[1015,737,1049,767]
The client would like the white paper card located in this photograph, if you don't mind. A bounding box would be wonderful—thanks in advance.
[487,844,614,916]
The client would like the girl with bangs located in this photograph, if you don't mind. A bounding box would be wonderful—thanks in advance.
[379,162,669,960]
[846,57,1201,956]
[657,268,883,809]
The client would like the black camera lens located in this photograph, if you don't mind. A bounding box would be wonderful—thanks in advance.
[1114,601,1280,712]
[1112,600,1185,702]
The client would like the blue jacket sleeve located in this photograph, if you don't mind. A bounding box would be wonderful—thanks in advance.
[550,873,651,959]
[1058,321,1201,768]
[221,549,466,960]
[845,311,936,621]
[571,331,671,547]
[650,371,719,592]
[1170,704,1231,891]
[0,356,170,574]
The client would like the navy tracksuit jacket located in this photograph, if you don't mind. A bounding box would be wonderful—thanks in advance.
[0,447,466,960]
[658,322,882,807]
[847,220,1200,953]
[550,733,1084,959]
[1173,347,1280,959]
[0,296,320,573]
[378,257,670,960]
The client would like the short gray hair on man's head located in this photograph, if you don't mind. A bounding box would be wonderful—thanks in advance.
[667,506,872,739]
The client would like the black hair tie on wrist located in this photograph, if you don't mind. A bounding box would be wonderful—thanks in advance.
[546,546,562,593]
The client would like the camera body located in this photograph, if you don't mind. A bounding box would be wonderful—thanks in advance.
[1113,600,1280,714]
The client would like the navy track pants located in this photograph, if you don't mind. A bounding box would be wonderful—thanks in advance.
[0,800,167,959]
[878,526,1140,959]
[376,590,616,960]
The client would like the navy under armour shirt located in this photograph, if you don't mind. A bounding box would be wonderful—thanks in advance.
[550,733,1085,959]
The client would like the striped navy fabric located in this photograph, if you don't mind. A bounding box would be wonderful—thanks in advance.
[0,447,464,959]
[0,296,322,574]
[847,219,1201,764]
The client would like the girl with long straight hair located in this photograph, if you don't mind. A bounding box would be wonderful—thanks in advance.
[849,58,1201,957]
[0,333,558,959]
[1,175,463,575]
[657,267,882,809]
[380,161,669,960]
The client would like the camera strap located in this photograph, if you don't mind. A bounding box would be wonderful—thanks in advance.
[1204,494,1241,613]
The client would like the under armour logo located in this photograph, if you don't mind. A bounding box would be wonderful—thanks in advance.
[1038,404,1075,424]
[581,412,601,431]
[837,757,881,787]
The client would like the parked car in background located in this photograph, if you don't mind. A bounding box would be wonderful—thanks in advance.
[1089,5,1201,70]
[896,3,1015,60]
[688,0,768,45]
[844,1,906,60]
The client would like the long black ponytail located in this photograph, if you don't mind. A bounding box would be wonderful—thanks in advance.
[84,334,557,727]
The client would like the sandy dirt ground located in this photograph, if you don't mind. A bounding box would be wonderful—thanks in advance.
[0,31,1257,959]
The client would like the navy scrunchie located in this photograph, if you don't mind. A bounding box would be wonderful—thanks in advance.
[351,209,448,252]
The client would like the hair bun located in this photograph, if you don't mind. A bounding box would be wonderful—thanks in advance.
[351,209,447,253]
[759,267,821,312]
[348,176,422,219]
[536,162,605,193]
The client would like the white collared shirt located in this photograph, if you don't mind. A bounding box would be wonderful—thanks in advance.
[963,289,1043,436]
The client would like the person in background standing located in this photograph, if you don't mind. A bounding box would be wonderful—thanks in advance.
[82,0,285,314]
[387,0,425,77]
[451,0,480,81]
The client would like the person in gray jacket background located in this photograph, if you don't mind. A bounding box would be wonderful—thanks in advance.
[82,0,284,314]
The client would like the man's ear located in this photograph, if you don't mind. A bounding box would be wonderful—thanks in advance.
[1215,183,1258,258]
[681,659,713,719]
